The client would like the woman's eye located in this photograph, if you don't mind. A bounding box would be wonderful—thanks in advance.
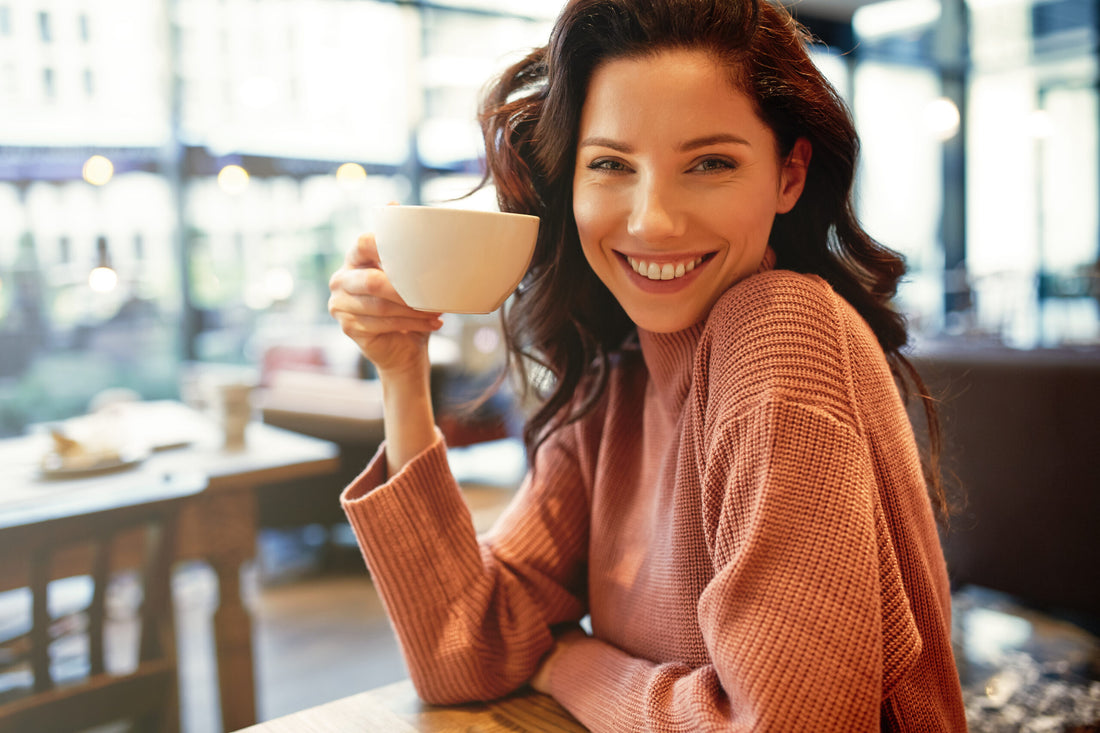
[692,157,736,173]
[587,158,628,172]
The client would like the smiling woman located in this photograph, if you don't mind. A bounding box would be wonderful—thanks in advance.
[327,0,967,730]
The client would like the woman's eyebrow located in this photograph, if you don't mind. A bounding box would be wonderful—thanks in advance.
[678,133,751,151]
[577,134,751,152]
[577,136,632,152]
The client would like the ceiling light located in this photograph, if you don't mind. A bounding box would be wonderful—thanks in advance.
[854,0,941,39]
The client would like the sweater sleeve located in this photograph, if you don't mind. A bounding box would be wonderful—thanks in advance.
[340,426,591,705]
[544,399,915,731]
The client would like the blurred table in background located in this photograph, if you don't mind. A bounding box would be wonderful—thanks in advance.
[0,400,341,731]
[255,372,385,533]
[258,370,385,447]
[256,369,520,536]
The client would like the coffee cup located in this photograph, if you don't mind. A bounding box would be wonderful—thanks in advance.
[373,205,539,314]
[212,382,253,450]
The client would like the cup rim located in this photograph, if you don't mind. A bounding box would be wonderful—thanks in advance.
[373,204,539,223]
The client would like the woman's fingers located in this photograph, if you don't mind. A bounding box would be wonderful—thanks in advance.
[331,265,397,300]
[328,247,443,341]
[329,231,447,373]
[328,293,442,333]
[334,310,442,336]
[344,232,381,268]
[330,268,439,319]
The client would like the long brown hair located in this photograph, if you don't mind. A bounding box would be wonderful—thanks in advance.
[478,0,948,523]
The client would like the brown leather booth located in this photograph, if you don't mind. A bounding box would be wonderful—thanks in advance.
[909,345,1100,620]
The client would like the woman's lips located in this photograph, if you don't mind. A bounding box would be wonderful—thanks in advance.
[617,252,713,292]
[627,255,705,281]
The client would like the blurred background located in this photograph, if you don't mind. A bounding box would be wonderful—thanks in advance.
[0,0,1096,434]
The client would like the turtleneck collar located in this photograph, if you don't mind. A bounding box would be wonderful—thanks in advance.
[631,249,776,412]
[637,320,707,413]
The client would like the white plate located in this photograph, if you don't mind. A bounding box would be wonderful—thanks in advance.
[39,446,150,479]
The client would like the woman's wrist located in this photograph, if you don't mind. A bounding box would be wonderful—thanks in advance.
[532,626,590,695]
[378,353,436,477]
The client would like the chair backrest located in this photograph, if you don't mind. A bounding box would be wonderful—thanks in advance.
[0,487,198,733]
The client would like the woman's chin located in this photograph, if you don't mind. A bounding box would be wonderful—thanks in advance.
[622,301,711,334]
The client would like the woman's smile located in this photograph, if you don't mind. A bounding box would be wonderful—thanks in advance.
[625,254,708,281]
[616,251,715,293]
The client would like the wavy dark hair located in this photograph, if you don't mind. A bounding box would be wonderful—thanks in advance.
[477,0,948,523]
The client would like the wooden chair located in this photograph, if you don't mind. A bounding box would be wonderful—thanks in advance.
[0,478,203,733]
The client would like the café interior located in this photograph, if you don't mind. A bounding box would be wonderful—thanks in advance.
[0,0,1098,730]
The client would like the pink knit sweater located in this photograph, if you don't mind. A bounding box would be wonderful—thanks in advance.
[341,270,967,731]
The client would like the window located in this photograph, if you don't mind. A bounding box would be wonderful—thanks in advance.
[37,11,51,43]
[2,0,1093,440]
[42,67,55,100]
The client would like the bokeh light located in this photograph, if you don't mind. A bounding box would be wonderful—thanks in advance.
[82,155,115,186]
[88,266,119,293]
[473,326,501,354]
[217,164,250,194]
[264,267,296,301]
[923,97,961,141]
[336,162,367,185]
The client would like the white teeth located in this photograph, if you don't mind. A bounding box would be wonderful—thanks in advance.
[627,256,705,281]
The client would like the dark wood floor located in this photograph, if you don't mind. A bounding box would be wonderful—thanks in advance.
[173,550,408,732]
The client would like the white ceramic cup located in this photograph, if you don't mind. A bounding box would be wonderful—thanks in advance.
[373,205,540,314]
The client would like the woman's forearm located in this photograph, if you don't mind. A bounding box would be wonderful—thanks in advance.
[378,351,437,478]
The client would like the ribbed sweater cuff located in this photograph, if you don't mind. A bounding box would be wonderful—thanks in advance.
[339,441,390,503]
[340,434,482,612]
[549,636,653,730]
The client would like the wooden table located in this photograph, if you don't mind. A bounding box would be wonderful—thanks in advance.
[237,679,587,732]
[0,401,341,732]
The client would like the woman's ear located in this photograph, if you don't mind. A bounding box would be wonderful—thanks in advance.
[776,137,812,214]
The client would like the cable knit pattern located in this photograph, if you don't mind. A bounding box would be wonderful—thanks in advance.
[341,270,967,731]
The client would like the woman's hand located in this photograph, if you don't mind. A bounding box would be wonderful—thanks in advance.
[531,626,590,695]
[329,233,443,475]
[328,233,443,378]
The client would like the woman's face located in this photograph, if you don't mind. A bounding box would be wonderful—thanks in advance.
[572,48,810,333]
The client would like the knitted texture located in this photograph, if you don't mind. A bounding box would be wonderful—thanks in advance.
[341,270,967,731]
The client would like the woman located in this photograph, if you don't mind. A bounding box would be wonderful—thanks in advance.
[328,0,967,729]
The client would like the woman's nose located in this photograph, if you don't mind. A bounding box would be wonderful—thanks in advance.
[626,177,684,243]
